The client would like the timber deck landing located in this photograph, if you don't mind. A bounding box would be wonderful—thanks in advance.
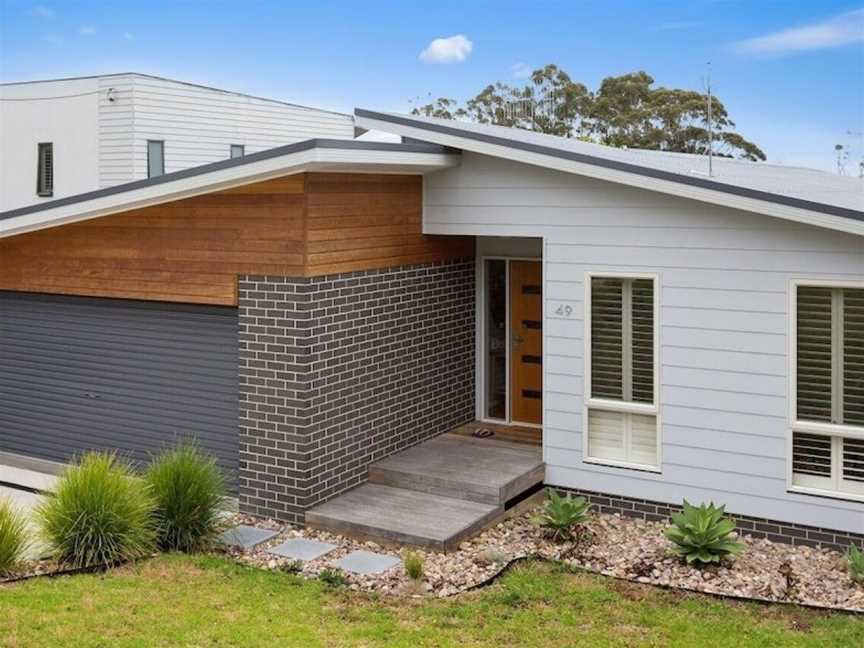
[305,432,544,551]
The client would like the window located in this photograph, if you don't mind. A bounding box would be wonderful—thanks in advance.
[585,275,659,470]
[147,140,165,178]
[792,284,864,498]
[230,144,245,159]
[37,143,53,196]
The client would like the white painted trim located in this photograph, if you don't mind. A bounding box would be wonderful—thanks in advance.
[788,276,864,502]
[355,114,864,238]
[583,270,662,472]
[0,148,460,239]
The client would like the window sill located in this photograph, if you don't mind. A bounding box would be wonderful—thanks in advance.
[788,486,864,505]
[583,456,661,474]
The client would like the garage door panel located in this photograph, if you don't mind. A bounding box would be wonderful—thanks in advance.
[0,292,239,487]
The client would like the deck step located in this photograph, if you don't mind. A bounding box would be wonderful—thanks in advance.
[305,483,502,551]
[368,434,544,506]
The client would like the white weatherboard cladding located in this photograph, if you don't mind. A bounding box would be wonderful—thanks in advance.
[123,75,353,181]
[426,152,864,534]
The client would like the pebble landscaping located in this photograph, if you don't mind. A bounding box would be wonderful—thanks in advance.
[226,507,864,612]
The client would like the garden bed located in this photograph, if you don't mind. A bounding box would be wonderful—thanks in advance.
[227,507,864,612]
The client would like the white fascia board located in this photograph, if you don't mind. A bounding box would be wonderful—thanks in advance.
[356,114,864,238]
[0,147,459,239]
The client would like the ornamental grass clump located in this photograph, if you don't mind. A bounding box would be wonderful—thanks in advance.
[145,444,227,552]
[665,500,744,566]
[533,488,592,542]
[36,452,156,569]
[0,498,31,576]
[848,545,864,585]
[403,551,424,580]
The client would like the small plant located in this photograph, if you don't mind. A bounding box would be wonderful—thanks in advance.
[403,551,424,580]
[664,500,744,566]
[0,498,31,576]
[280,559,303,575]
[36,452,156,568]
[318,567,348,588]
[145,444,227,552]
[848,544,864,585]
[533,488,591,541]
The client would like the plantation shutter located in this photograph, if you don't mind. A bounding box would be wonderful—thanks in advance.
[590,278,654,403]
[844,289,864,426]
[796,286,833,422]
[793,286,864,496]
[588,277,657,468]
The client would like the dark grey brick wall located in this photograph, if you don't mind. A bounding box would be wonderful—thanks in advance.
[560,487,864,552]
[238,259,475,522]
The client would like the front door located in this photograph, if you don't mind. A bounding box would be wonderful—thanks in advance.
[509,261,543,425]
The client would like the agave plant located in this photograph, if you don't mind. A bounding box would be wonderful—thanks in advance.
[848,544,864,585]
[533,488,591,541]
[665,500,744,565]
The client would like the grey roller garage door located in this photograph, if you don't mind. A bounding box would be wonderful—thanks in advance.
[0,292,238,486]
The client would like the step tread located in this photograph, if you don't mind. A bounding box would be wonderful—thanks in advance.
[371,434,543,490]
[305,484,501,548]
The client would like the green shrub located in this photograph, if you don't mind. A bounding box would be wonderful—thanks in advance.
[36,452,156,568]
[403,551,424,580]
[318,568,348,588]
[0,498,31,576]
[145,444,227,552]
[848,544,864,585]
[533,488,591,541]
[665,500,744,565]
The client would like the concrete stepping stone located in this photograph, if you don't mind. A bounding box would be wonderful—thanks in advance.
[218,525,278,549]
[335,550,400,575]
[267,538,337,561]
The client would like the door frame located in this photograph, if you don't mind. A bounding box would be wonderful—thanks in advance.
[477,255,543,429]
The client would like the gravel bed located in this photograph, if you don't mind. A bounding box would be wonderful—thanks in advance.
[226,508,864,611]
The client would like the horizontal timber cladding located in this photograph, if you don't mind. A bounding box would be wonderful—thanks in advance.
[237,258,476,522]
[0,291,239,485]
[0,173,474,306]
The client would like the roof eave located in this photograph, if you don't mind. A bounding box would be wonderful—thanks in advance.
[0,142,460,240]
[355,109,864,237]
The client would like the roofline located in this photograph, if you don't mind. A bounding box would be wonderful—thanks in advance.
[0,139,456,222]
[355,109,864,226]
[0,72,353,118]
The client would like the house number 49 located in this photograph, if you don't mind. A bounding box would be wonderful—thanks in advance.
[553,303,573,318]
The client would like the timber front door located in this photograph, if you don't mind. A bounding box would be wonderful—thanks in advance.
[510,261,543,425]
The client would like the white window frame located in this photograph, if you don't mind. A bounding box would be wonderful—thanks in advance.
[788,277,864,502]
[583,271,661,472]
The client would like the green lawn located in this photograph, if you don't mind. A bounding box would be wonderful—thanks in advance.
[1,554,862,647]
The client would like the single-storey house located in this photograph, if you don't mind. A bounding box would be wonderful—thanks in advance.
[1,112,863,550]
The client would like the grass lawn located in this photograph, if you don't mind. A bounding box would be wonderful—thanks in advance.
[1,554,862,647]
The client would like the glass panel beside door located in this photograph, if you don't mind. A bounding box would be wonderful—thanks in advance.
[483,259,543,426]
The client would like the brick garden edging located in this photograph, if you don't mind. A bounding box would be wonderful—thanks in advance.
[560,487,864,553]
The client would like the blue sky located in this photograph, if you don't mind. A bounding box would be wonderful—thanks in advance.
[1,0,862,172]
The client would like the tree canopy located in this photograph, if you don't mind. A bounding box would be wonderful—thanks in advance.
[411,66,765,161]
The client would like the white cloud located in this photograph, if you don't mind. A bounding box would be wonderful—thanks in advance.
[79,25,96,35]
[29,6,54,18]
[511,62,532,79]
[419,35,473,63]
[734,8,864,55]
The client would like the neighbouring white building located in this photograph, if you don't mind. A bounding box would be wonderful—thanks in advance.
[0,73,355,211]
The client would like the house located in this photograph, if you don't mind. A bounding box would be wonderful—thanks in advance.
[1,110,863,551]
[0,73,355,211]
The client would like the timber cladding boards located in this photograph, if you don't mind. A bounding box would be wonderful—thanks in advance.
[0,173,473,306]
